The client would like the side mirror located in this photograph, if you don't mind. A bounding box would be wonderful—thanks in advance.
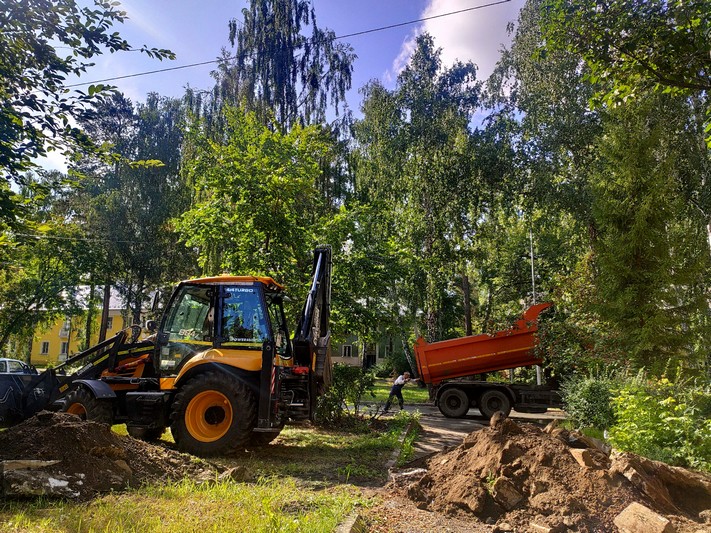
[146,319,158,333]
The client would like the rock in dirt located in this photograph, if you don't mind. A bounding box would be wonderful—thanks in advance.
[610,451,711,518]
[614,502,676,533]
[0,412,218,500]
[390,417,711,533]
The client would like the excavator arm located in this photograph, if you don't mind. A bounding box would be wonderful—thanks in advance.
[292,245,332,386]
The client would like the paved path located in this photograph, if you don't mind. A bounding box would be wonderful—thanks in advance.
[396,404,567,462]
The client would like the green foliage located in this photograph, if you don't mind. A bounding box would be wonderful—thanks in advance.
[608,374,711,472]
[72,92,193,324]
[315,364,376,426]
[0,0,173,188]
[226,0,355,130]
[589,94,711,371]
[354,33,481,342]
[542,0,711,142]
[561,374,617,430]
[178,108,330,298]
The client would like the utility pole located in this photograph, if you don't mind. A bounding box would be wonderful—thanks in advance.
[530,227,542,386]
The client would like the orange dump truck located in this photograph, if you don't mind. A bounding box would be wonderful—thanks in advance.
[414,303,562,419]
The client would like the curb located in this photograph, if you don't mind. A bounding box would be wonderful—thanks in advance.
[384,419,417,471]
[334,512,368,533]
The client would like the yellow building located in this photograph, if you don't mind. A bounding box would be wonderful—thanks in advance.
[30,289,131,367]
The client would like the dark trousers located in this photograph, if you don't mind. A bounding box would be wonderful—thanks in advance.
[384,384,404,411]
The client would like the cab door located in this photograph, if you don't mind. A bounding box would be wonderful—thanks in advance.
[157,284,216,376]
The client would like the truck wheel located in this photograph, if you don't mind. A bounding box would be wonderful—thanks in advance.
[170,371,256,456]
[479,390,512,419]
[438,388,470,418]
[63,387,114,425]
[127,425,166,441]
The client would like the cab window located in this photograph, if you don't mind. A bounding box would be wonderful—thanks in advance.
[222,287,268,344]
[163,286,213,342]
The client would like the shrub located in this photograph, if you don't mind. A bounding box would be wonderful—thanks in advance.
[561,375,617,430]
[372,362,393,379]
[608,374,711,472]
[315,364,376,428]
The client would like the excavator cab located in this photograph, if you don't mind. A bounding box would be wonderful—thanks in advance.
[155,277,289,378]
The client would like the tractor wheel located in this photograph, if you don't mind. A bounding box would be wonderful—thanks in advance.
[479,389,512,419]
[127,425,166,441]
[438,388,470,418]
[63,387,114,425]
[170,371,256,456]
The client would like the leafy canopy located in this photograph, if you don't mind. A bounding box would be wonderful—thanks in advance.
[0,0,174,183]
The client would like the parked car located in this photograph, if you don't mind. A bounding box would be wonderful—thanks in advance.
[0,358,38,374]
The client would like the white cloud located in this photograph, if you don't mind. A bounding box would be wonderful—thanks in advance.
[37,150,69,174]
[391,0,525,82]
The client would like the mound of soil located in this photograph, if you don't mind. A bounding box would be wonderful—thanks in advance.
[393,416,711,532]
[0,412,217,500]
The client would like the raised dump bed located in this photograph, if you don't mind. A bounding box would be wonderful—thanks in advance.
[413,303,561,419]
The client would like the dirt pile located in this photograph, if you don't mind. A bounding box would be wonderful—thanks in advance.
[0,412,218,499]
[394,416,711,532]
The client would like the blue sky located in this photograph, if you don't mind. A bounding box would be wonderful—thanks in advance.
[45,0,525,170]
[75,0,524,102]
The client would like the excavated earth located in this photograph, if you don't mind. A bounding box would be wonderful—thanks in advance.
[388,415,711,533]
[0,412,218,500]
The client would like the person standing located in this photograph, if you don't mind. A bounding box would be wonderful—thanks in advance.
[384,371,415,412]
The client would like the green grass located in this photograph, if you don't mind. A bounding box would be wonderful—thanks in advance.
[0,478,367,533]
[370,378,431,405]
[0,418,416,532]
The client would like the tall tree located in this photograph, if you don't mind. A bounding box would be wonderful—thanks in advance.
[72,92,191,326]
[226,0,355,130]
[590,94,711,371]
[355,34,480,342]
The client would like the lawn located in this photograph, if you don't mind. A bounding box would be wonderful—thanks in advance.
[370,378,432,405]
[0,414,418,532]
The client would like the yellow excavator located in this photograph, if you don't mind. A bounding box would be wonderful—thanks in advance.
[0,246,332,456]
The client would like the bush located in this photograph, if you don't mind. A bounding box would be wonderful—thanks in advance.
[372,362,393,379]
[608,374,711,472]
[561,375,617,430]
[315,364,376,428]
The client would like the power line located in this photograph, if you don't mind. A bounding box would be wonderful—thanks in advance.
[65,0,511,89]
[15,232,150,244]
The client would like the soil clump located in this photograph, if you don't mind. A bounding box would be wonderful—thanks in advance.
[391,416,711,532]
[0,412,217,500]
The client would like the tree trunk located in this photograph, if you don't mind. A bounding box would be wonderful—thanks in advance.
[83,284,96,350]
[99,283,111,343]
[25,336,33,365]
[462,271,472,336]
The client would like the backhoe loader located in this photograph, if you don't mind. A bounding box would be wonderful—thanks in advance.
[0,246,332,456]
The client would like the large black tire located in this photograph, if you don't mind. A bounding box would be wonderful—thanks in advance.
[127,425,166,441]
[479,389,512,419]
[170,371,256,456]
[62,387,114,425]
[438,388,470,418]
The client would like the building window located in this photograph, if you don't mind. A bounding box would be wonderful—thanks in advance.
[342,345,352,357]
[60,317,71,338]
[106,317,113,330]
[60,342,68,355]
[41,341,50,355]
